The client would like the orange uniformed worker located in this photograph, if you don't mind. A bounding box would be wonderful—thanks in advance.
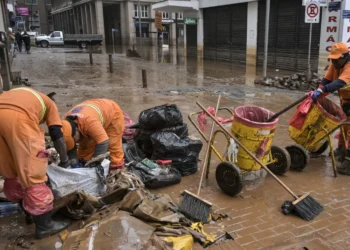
[0,87,70,239]
[61,99,125,169]
[312,42,350,154]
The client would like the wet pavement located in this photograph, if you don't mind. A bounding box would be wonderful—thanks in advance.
[2,46,350,249]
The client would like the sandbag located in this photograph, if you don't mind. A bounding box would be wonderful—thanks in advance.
[150,132,203,176]
[128,162,181,189]
[139,104,183,130]
[134,124,189,157]
[47,159,110,199]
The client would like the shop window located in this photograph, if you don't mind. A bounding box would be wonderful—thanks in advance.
[136,23,149,38]
[134,5,149,18]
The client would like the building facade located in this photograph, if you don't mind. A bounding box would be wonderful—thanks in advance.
[50,0,184,46]
[15,0,53,34]
[153,0,349,73]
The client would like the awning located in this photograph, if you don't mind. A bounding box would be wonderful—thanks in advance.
[152,0,199,12]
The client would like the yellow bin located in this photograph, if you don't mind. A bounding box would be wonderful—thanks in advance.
[289,97,346,152]
[232,106,279,171]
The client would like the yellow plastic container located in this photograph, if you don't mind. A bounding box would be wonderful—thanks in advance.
[232,106,279,171]
[289,97,346,152]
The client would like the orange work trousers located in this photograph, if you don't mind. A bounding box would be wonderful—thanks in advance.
[0,109,53,215]
[78,109,125,167]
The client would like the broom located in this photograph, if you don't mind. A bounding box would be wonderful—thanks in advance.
[197,101,323,221]
[178,96,221,223]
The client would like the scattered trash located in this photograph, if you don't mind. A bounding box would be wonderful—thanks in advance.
[164,235,193,250]
[55,241,63,249]
[61,211,154,250]
[0,202,21,217]
[47,159,110,198]
[151,132,203,176]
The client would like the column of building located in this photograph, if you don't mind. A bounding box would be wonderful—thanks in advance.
[95,0,105,39]
[197,9,204,59]
[246,1,258,66]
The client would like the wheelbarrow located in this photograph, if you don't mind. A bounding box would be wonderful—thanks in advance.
[285,96,347,177]
[264,94,347,177]
[189,106,291,197]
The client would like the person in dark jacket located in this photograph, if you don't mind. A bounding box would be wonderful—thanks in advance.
[21,31,30,54]
[15,31,22,53]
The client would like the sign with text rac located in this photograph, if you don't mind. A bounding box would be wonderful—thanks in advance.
[184,18,197,25]
[305,2,320,23]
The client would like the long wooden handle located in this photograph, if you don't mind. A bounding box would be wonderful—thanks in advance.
[197,101,298,199]
[197,96,221,196]
[266,95,309,122]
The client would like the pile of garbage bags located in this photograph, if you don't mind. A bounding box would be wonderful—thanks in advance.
[133,104,203,176]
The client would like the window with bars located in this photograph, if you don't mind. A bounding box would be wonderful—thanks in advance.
[134,5,149,18]
[162,12,169,19]
[25,0,38,5]
[176,13,183,19]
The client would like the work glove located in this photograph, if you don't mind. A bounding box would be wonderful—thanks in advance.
[312,88,323,103]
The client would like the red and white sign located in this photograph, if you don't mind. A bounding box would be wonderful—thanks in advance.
[305,2,320,23]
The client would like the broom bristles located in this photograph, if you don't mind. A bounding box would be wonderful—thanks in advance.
[178,192,212,223]
[293,195,323,221]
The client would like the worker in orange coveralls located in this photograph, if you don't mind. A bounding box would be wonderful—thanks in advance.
[312,42,350,157]
[0,87,70,239]
[61,99,125,169]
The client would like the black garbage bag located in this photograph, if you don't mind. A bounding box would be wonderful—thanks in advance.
[150,132,203,176]
[122,141,147,163]
[134,124,189,157]
[128,162,181,189]
[139,104,183,130]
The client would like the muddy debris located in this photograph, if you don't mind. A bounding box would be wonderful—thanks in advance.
[255,72,322,91]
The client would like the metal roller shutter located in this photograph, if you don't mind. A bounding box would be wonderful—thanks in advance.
[186,25,197,57]
[204,3,247,64]
[257,0,321,72]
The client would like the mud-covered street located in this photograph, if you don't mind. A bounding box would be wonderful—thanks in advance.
[1,47,350,250]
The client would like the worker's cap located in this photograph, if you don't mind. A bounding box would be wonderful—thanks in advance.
[328,42,349,59]
[61,119,76,151]
[8,27,12,32]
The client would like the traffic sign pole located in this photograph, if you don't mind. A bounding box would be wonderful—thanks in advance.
[307,23,313,80]
[305,1,320,80]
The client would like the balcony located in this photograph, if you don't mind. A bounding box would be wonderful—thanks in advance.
[152,0,199,13]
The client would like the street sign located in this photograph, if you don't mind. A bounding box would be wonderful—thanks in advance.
[305,2,320,23]
[329,2,341,11]
[155,11,162,30]
[343,10,350,19]
[184,18,197,25]
[302,0,327,7]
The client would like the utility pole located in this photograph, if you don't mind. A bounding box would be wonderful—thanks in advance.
[30,0,34,31]
[263,0,270,78]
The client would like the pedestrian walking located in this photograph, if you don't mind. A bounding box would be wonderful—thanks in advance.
[15,31,22,53]
[22,31,31,54]
[8,27,15,57]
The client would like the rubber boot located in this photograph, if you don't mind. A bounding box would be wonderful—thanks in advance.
[19,201,34,225]
[33,211,71,239]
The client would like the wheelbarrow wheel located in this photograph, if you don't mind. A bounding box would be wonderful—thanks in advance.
[216,162,243,197]
[309,141,329,156]
[267,146,291,175]
[285,144,309,172]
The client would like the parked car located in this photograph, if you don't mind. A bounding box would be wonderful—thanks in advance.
[35,31,103,49]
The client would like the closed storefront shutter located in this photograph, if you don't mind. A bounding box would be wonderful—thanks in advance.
[257,0,321,72]
[186,25,197,57]
[203,3,247,64]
